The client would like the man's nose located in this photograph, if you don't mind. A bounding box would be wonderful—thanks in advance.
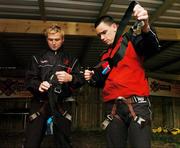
[101,35,105,40]
[52,40,56,44]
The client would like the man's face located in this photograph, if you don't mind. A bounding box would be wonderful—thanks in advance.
[95,22,117,45]
[47,32,64,51]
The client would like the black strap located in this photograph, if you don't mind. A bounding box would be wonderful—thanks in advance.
[112,1,138,48]
[109,1,138,67]
[47,54,63,116]
[110,33,130,66]
[48,56,77,117]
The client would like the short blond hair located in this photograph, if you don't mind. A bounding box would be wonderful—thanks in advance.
[44,24,64,38]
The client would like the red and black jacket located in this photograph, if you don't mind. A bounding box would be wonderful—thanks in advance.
[25,48,84,101]
[90,30,160,102]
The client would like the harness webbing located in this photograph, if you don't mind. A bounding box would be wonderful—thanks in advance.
[112,1,138,48]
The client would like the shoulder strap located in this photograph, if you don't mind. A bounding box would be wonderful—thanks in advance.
[110,33,130,66]
[112,1,138,48]
[48,59,60,83]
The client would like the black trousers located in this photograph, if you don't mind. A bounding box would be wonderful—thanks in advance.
[105,97,152,148]
[23,99,72,148]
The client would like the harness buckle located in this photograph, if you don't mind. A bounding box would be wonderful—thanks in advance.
[134,116,146,127]
[54,86,62,94]
[63,111,72,121]
[28,112,40,122]
[131,21,144,35]
[101,114,113,130]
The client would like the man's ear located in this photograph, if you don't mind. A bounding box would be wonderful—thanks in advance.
[112,23,118,31]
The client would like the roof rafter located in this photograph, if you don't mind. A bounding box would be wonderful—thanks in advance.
[38,0,46,21]
[150,0,178,24]
[98,0,114,17]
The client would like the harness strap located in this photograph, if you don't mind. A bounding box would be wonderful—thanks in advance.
[111,97,150,127]
[28,97,74,122]
[28,101,49,122]
[110,33,130,66]
[109,100,122,122]
[28,112,40,122]
[123,97,151,127]
[124,98,136,119]
[112,1,138,48]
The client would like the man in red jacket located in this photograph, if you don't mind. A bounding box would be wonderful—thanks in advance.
[84,3,159,148]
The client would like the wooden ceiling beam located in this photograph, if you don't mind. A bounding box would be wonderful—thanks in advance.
[38,0,46,21]
[0,19,180,40]
[0,19,96,36]
[98,0,114,17]
[150,0,178,24]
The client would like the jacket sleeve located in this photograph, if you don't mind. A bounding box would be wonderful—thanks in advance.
[69,58,85,89]
[25,56,41,95]
[132,28,160,60]
[88,67,107,88]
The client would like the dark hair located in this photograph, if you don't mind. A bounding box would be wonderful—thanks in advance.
[94,15,115,28]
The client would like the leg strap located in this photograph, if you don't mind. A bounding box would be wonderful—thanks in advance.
[28,112,40,122]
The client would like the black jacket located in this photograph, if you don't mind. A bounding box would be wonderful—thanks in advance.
[25,48,84,100]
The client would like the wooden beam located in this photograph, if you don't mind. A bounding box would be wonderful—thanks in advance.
[150,0,178,24]
[0,19,96,36]
[98,0,114,17]
[38,0,46,21]
[155,27,180,41]
[0,19,180,40]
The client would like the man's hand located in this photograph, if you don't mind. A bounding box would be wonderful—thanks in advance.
[39,81,51,92]
[55,71,72,83]
[84,70,94,81]
[133,4,150,32]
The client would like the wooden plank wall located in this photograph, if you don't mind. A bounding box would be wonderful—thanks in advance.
[150,96,180,128]
[72,84,104,130]
[0,85,179,132]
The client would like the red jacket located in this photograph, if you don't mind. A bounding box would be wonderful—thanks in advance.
[101,37,149,102]
[90,31,159,102]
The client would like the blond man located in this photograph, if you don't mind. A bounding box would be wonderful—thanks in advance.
[24,25,84,148]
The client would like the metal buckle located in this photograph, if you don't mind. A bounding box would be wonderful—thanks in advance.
[101,114,113,130]
[54,87,62,94]
[134,116,146,126]
[132,21,144,35]
[29,112,40,121]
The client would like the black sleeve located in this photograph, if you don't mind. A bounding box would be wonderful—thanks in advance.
[87,67,107,88]
[132,28,160,60]
[69,58,85,89]
[25,56,41,95]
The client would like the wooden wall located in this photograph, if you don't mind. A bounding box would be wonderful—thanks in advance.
[72,84,104,130]
[0,83,179,133]
[150,96,180,128]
